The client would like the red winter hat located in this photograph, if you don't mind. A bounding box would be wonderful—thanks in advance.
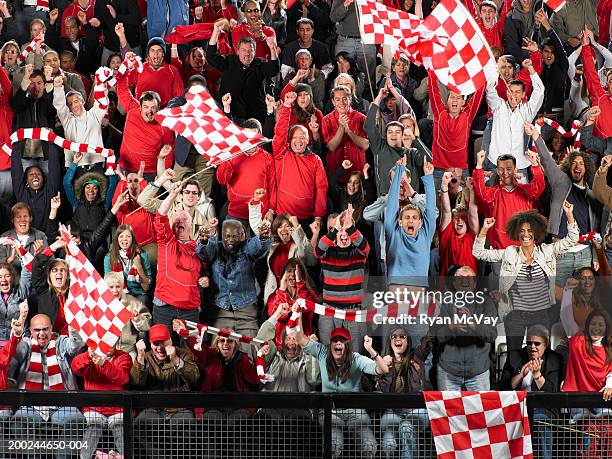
[149,324,170,343]
[330,327,351,342]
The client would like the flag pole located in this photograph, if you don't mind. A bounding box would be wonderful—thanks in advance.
[353,0,376,102]
[124,145,262,217]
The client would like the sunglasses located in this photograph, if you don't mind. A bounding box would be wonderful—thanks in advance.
[526,341,542,347]
[182,190,200,195]
[391,334,407,340]
[245,8,260,13]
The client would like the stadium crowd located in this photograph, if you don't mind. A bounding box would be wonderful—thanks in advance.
[0,0,611,457]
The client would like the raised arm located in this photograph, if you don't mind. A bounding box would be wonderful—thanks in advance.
[472,218,506,262]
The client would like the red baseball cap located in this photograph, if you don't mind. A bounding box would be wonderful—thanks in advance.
[330,327,351,342]
[149,324,171,343]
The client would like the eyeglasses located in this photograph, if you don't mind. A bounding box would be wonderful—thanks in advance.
[245,8,260,13]
[4,50,18,54]
[526,341,543,347]
[390,334,407,340]
[182,190,200,196]
[33,327,50,333]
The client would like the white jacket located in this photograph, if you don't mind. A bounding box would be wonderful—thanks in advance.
[472,221,579,318]
[53,86,106,166]
[486,72,544,169]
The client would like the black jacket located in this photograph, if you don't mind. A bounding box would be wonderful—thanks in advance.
[45,21,100,78]
[206,44,280,124]
[94,0,141,52]
[539,28,569,114]
[12,88,56,132]
[11,141,62,231]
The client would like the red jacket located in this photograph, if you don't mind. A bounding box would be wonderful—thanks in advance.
[0,67,13,171]
[116,71,175,174]
[266,283,316,349]
[582,45,612,139]
[187,337,259,416]
[113,180,156,246]
[0,332,22,391]
[473,166,545,249]
[71,350,132,416]
[128,62,184,108]
[598,0,612,46]
[280,82,324,145]
[429,70,485,170]
[216,147,276,220]
[321,108,367,180]
[231,23,276,60]
[462,0,511,52]
[154,213,201,310]
[272,103,328,220]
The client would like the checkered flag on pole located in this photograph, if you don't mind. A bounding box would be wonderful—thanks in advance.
[154,85,270,165]
[60,225,132,357]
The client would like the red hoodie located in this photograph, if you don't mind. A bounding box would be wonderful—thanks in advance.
[71,350,132,416]
[272,103,328,220]
[154,213,201,310]
[216,147,276,220]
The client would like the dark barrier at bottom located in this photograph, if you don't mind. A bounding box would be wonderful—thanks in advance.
[0,392,610,458]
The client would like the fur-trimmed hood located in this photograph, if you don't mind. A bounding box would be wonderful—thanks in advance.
[74,171,108,202]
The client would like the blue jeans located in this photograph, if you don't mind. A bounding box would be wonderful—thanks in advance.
[533,410,552,459]
[81,411,124,459]
[147,0,189,38]
[380,409,429,459]
[432,167,469,191]
[437,367,490,391]
[11,406,85,459]
[555,248,592,288]
[319,408,377,458]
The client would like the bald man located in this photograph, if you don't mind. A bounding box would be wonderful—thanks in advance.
[10,314,85,458]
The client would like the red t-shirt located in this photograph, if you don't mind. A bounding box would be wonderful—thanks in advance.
[438,224,478,278]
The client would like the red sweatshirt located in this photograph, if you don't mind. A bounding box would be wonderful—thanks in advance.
[128,62,184,108]
[113,180,156,246]
[0,331,22,391]
[154,213,201,310]
[71,350,132,416]
[272,103,328,220]
[598,0,612,46]
[472,166,545,249]
[61,2,94,37]
[321,108,367,180]
[116,71,175,174]
[266,283,317,349]
[231,23,276,60]
[462,0,511,52]
[280,82,323,145]
[216,147,276,220]
[582,45,612,139]
[429,70,485,170]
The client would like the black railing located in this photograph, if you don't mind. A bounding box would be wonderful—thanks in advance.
[0,391,611,458]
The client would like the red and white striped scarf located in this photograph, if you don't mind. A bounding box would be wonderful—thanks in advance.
[17,34,45,65]
[23,340,65,390]
[8,238,54,272]
[177,320,274,384]
[119,250,139,285]
[536,117,582,149]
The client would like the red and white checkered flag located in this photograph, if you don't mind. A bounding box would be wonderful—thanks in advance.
[60,226,132,357]
[154,85,270,165]
[418,0,498,95]
[424,391,533,459]
[544,0,566,13]
[357,0,423,48]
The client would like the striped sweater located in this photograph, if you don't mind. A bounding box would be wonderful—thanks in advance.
[315,226,370,307]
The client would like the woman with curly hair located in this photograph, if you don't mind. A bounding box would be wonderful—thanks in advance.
[473,204,579,354]
[377,326,429,459]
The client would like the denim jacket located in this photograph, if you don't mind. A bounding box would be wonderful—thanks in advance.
[197,235,271,310]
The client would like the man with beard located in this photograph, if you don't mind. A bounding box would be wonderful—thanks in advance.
[116,50,175,181]
[526,122,602,291]
[130,324,199,458]
[116,25,183,108]
[473,149,544,250]
[197,218,272,349]
[9,314,85,458]
[315,204,369,349]
[152,182,202,338]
